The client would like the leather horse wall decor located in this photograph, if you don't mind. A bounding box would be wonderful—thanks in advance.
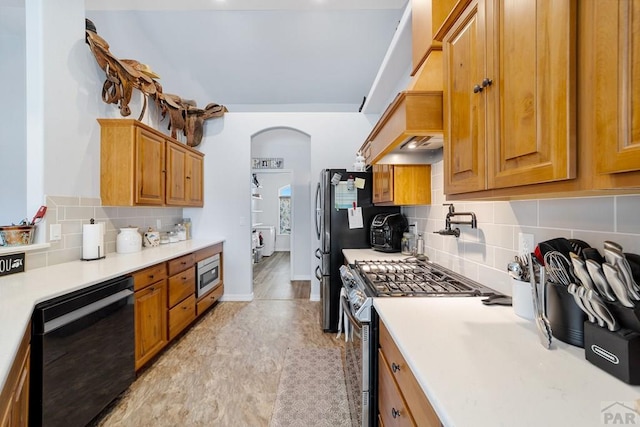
[85,19,226,147]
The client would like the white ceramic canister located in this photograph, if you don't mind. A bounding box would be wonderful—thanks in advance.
[116,227,142,254]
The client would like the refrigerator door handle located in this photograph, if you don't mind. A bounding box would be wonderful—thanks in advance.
[315,248,322,259]
[315,265,323,281]
[314,182,321,239]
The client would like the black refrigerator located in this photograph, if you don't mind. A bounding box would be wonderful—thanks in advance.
[314,169,400,332]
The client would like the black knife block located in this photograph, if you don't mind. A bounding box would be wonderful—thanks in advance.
[603,302,640,333]
[546,282,586,347]
[584,321,640,385]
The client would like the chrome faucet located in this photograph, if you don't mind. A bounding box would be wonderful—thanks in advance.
[434,204,477,238]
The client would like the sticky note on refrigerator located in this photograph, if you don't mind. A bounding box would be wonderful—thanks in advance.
[354,177,365,189]
[348,207,364,229]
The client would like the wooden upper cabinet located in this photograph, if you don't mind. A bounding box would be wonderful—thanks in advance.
[591,0,640,176]
[99,119,205,207]
[411,0,442,76]
[373,164,431,206]
[443,0,576,195]
[136,128,166,205]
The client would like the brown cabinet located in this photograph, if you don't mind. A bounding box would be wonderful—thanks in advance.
[582,0,640,189]
[1,324,30,427]
[442,0,576,195]
[373,164,431,206]
[99,119,204,207]
[378,321,440,427]
[167,254,196,340]
[133,264,168,371]
[411,0,442,77]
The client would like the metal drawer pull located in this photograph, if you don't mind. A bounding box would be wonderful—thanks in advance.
[392,408,400,418]
[391,362,400,373]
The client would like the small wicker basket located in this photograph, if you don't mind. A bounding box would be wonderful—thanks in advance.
[0,225,36,246]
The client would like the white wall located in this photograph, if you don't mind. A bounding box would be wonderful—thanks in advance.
[0,5,26,225]
[185,112,375,301]
[254,172,292,252]
[403,161,640,297]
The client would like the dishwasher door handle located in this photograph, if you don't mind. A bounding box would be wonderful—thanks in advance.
[44,289,134,334]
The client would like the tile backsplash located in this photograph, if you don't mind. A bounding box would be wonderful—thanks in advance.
[26,196,184,269]
[403,161,640,296]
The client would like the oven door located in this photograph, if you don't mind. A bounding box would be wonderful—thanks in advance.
[341,293,370,427]
[197,255,220,298]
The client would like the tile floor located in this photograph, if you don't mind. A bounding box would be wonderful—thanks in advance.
[95,252,346,427]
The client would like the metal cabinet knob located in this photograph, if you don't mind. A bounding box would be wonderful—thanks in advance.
[482,78,493,88]
[391,362,400,373]
[392,408,400,418]
[473,84,483,93]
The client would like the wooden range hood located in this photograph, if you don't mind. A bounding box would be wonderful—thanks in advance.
[361,90,443,165]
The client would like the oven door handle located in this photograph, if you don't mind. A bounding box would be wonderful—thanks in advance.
[340,294,362,331]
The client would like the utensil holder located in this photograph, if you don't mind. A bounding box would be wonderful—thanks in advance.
[584,321,640,385]
[545,282,586,347]
[511,278,534,320]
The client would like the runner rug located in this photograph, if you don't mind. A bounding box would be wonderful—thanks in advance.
[270,347,351,427]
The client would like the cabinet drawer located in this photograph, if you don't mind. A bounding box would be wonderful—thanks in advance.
[168,266,195,307]
[132,263,167,291]
[196,284,223,316]
[380,321,441,426]
[168,294,196,340]
[378,349,415,427]
[195,243,223,262]
[167,253,195,276]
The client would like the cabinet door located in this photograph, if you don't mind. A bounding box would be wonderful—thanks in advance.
[11,347,29,427]
[378,349,415,427]
[393,165,431,206]
[135,128,166,205]
[373,164,394,204]
[134,281,168,370]
[443,0,487,194]
[166,142,187,205]
[593,0,640,175]
[486,0,576,188]
[186,151,204,206]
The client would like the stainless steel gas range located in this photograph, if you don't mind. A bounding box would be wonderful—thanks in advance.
[340,259,499,427]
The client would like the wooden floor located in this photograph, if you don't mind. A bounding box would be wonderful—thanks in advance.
[96,251,341,426]
[253,251,310,300]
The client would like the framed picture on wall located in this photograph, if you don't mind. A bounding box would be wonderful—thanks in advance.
[252,157,284,169]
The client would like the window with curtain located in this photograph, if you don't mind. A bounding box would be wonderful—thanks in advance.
[278,185,291,235]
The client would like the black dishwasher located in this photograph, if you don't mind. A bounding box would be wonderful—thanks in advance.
[30,275,135,427]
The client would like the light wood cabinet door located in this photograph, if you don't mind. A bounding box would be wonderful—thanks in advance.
[373,164,394,204]
[592,0,640,176]
[10,347,29,427]
[165,141,187,205]
[135,127,166,205]
[443,0,486,194]
[186,151,204,206]
[486,0,576,189]
[134,280,168,370]
[443,0,576,195]
[378,349,415,427]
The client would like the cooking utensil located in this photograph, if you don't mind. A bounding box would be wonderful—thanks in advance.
[602,263,635,308]
[30,205,47,225]
[528,254,552,349]
[605,248,640,300]
[625,253,640,284]
[578,285,605,327]
[585,259,617,302]
[586,289,620,332]
[604,240,623,252]
[507,261,524,280]
[570,252,596,292]
[568,283,596,324]
[582,247,605,264]
[568,238,591,257]
[544,251,573,286]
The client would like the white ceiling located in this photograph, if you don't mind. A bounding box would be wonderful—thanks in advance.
[84,0,408,111]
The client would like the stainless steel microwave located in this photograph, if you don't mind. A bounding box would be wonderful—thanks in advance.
[196,254,221,298]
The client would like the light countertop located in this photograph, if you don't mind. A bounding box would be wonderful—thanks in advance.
[0,238,224,392]
[374,298,640,426]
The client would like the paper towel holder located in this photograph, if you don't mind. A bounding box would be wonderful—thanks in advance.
[81,218,106,261]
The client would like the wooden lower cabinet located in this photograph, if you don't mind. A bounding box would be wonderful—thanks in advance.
[134,278,168,371]
[196,284,224,316]
[379,321,441,427]
[168,295,196,340]
[1,324,30,427]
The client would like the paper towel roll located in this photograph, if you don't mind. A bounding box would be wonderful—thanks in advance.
[82,222,105,260]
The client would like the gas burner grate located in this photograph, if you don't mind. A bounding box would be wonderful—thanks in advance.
[354,259,496,297]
